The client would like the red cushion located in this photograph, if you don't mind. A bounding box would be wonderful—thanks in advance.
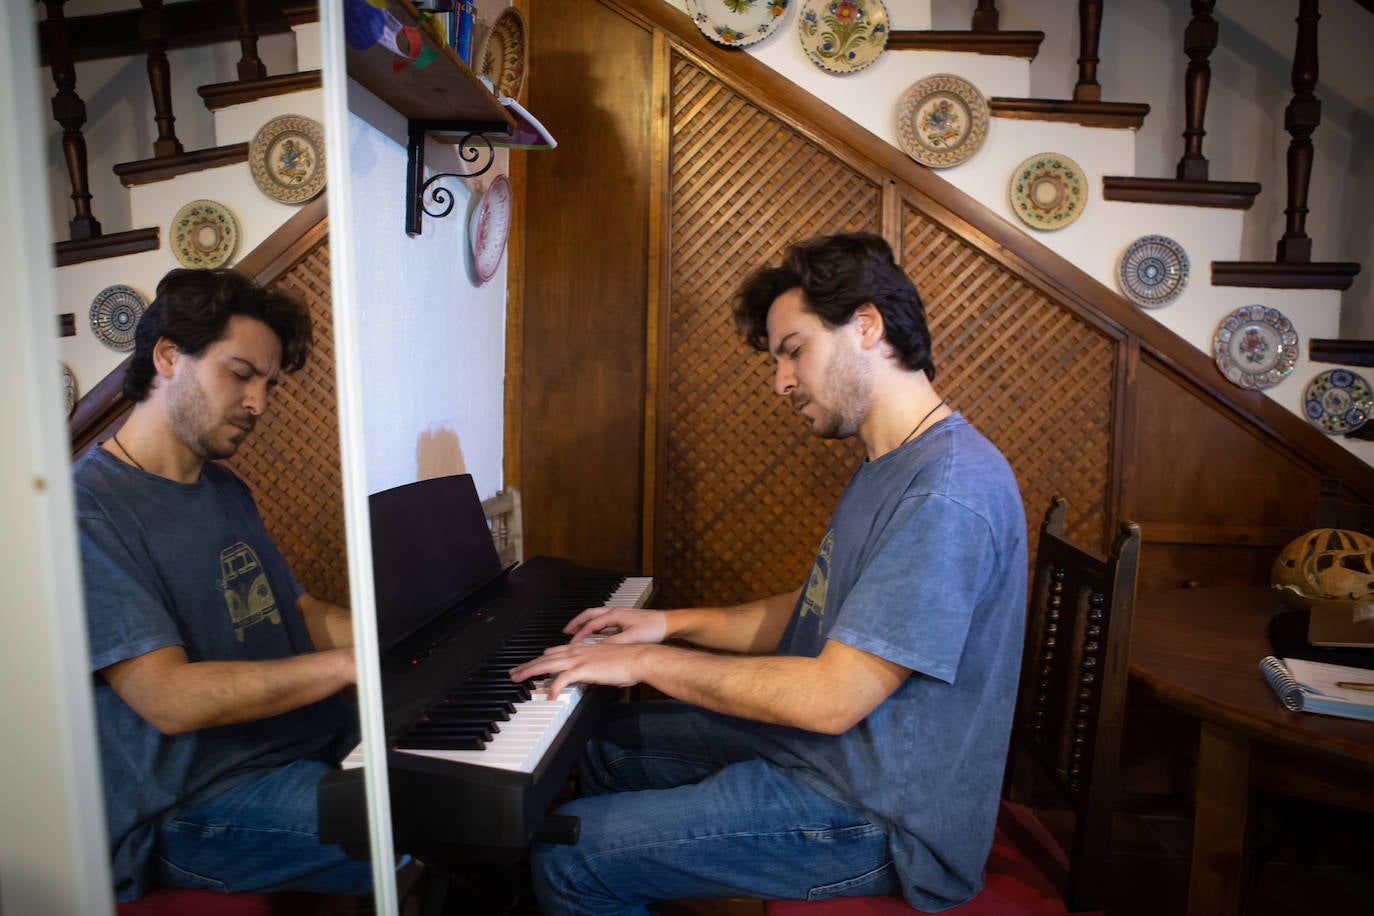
[765,801,1094,916]
[116,887,310,916]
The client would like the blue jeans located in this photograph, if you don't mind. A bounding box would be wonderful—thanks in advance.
[151,758,373,896]
[531,702,899,915]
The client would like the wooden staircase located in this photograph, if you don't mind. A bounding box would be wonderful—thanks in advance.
[44,0,324,409]
[508,0,1374,602]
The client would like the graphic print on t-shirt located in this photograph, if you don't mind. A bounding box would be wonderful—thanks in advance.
[217,541,283,641]
[799,529,834,619]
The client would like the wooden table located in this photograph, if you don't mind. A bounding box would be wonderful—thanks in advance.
[1129,587,1374,916]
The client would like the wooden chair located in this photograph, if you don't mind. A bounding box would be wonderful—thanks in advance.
[114,888,328,915]
[674,497,1138,916]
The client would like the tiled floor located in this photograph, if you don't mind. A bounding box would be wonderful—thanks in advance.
[1035,794,1374,915]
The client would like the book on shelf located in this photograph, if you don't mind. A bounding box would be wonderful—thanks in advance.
[1260,655,1374,722]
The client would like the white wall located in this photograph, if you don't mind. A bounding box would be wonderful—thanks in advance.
[2,2,113,913]
[344,90,509,500]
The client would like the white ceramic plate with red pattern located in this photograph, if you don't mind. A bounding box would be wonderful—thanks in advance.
[469,174,512,283]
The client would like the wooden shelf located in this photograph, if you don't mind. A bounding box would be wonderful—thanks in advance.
[344,0,512,132]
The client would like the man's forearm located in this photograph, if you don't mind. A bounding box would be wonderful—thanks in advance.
[665,588,801,653]
[632,642,889,734]
[105,646,356,735]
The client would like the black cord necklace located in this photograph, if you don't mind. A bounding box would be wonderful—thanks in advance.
[111,433,147,472]
[898,398,948,448]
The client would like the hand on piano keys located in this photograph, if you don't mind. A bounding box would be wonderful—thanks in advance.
[563,604,668,647]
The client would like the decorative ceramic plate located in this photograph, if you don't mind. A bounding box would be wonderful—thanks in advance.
[171,199,239,268]
[1212,305,1298,390]
[89,284,147,352]
[61,363,77,417]
[1303,369,1373,434]
[1009,153,1086,230]
[1118,235,1189,308]
[895,74,989,169]
[477,7,527,102]
[249,114,326,204]
[470,174,512,283]
[687,0,790,48]
[798,0,889,74]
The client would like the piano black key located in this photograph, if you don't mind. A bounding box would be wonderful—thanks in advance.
[394,734,486,751]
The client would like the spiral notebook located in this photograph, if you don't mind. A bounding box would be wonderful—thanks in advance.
[1259,656,1374,722]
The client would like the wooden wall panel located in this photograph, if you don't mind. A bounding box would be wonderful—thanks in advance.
[517,0,654,571]
[657,55,878,608]
[1130,356,1322,592]
[901,207,1117,556]
[227,238,349,607]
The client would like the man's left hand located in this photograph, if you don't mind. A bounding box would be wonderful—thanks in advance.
[509,642,649,698]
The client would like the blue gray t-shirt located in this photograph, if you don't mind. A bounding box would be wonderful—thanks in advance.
[758,414,1027,910]
[73,447,349,901]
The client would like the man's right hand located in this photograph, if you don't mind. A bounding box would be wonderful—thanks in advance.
[564,606,668,647]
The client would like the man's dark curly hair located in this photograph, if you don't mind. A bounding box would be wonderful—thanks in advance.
[733,232,935,380]
[123,268,313,402]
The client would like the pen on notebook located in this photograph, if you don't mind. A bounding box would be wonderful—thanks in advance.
[1334,681,1374,691]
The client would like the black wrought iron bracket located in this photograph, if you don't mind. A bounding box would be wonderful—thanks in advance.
[406,119,509,237]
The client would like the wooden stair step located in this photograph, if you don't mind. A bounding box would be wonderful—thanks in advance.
[1102,176,1261,209]
[989,97,1149,129]
[198,70,322,111]
[54,227,159,268]
[1211,259,1361,291]
[1310,339,1374,367]
[887,30,1043,59]
[112,143,249,188]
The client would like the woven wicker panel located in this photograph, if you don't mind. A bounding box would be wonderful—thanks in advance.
[901,207,1116,554]
[659,56,879,608]
[227,242,349,607]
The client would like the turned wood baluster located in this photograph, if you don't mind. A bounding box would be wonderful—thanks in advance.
[43,0,101,241]
[1278,0,1322,263]
[1177,0,1219,181]
[235,0,268,82]
[139,0,184,158]
[1073,0,1104,102]
[972,1,999,32]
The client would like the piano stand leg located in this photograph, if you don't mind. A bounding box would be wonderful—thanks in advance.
[533,814,581,846]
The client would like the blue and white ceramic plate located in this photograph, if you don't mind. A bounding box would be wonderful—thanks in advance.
[1212,305,1297,390]
[1118,235,1189,308]
[89,284,147,352]
[1304,369,1373,434]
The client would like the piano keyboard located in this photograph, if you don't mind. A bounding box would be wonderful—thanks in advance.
[343,575,654,775]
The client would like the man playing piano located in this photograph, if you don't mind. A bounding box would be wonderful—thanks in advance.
[72,269,371,902]
[512,233,1027,913]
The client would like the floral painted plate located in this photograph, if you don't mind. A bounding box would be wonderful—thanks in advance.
[687,0,789,48]
[895,74,989,169]
[61,363,77,417]
[1304,369,1373,434]
[249,114,326,204]
[89,284,147,352]
[470,174,512,283]
[171,199,240,268]
[1212,305,1298,390]
[1009,153,1086,230]
[798,0,889,74]
[477,7,527,102]
[1118,234,1189,308]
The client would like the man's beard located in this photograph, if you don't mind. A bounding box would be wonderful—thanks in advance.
[794,338,871,440]
[167,370,255,460]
